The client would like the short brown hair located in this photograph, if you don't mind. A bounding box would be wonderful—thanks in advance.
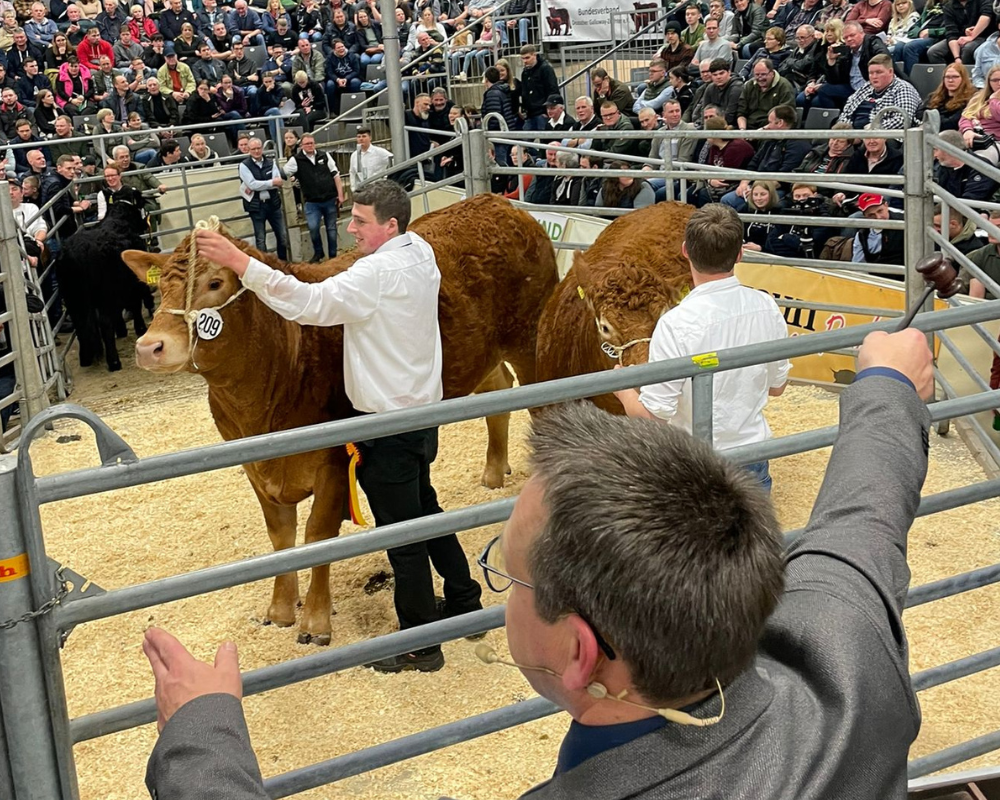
[685,204,743,274]
[868,53,893,71]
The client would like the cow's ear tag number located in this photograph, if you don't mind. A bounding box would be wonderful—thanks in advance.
[196,308,224,340]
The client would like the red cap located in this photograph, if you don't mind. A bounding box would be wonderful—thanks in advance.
[858,193,885,212]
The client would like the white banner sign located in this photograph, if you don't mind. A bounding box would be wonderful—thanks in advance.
[541,0,661,42]
[529,211,569,242]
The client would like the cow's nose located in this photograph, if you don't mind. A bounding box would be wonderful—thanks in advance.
[135,337,164,366]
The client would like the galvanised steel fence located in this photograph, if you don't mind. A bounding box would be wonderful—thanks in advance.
[3,110,1000,798]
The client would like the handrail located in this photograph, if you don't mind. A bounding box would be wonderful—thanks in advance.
[559,9,671,89]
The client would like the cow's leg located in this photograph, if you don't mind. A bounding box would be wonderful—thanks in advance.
[476,364,514,489]
[98,310,122,372]
[298,458,347,646]
[129,293,148,338]
[253,488,300,628]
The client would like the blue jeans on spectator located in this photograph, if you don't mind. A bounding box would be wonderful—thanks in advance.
[894,37,934,73]
[134,148,157,164]
[217,110,246,145]
[263,107,284,141]
[360,52,384,67]
[326,78,362,112]
[232,32,265,46]
[798,81,852,112]
[743,460,772,492]
[243,84,259,114]
[523,114,547,132]
[304,197,338,261]
[360,79,386,92]
[0,374,15,432]
[249,197,287,260]
[462,48,489,75]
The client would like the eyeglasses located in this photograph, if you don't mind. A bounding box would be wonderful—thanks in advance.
[477,534,617,660]
[600,112,617,119]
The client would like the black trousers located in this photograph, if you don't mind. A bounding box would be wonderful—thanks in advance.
[356,427,482,652]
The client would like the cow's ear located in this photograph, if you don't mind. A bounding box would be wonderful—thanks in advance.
[123,250,166,284]
[571,255,595,313]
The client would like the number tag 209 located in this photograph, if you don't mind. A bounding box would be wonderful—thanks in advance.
[196,309,224,340]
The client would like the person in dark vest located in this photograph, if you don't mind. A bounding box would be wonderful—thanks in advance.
[238,136,287,260]
[283,133,345,262]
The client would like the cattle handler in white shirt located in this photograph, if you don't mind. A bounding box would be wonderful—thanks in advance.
[194,179,483,673]
[615,203,789,491]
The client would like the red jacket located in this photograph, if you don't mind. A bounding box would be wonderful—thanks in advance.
[76,36,114,69]
[128,17,159,42]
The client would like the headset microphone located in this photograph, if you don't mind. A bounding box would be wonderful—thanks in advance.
[474,644,725,727]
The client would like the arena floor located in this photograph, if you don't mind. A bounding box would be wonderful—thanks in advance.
[24,338,1000,799]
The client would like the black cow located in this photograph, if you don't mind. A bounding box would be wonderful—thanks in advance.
[56,202,154,372]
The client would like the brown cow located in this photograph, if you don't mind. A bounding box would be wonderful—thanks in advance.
[536,202,695,413]
[123,194,558,645]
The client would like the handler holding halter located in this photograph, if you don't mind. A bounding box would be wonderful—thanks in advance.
[194,179,483,674]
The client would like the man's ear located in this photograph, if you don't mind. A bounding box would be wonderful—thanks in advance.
[559,614,603,694]
[122,250,167,284]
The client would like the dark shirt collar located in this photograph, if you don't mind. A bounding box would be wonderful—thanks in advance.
[555,715,667,775]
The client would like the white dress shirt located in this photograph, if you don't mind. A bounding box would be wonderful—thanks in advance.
[12,202,47,240]
[639,275,789,451]
[349,144,393,189]
[240,231,443,413]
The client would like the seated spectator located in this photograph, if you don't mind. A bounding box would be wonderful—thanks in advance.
[656,22,695,73]
[186,131,221,167]
[142,34,167,70]
[400,6,443,62]
[96,162,145,220]
[973,17,1000,87]
[886,0,920,51]
[143,137,187,173]
[933,204,984,256]
[851,192,904,267]
[681,4,705,47]
[684,60,714,123]
[737,57,794,130]
[207,22,234,60]
[124,56,155,93]
[709,0,735,38]
[282,128,299,160]
[816,0,853,28]
[800,21,889,112]
[693,17,732,69]
[593,100,636,158]
[173,21,200,65]
[0,12,17,53]
[77,24,113,69]
[0,89,27,138]
[550,149,582,207]
[292,38,325,86]
[122,109,158,163]
[774,0,823,35]
[226,41,259,106]
[742,179,781,252]
[667,65,695,114]
[456,15,495,80]
[778,24,821,91]
[633,59,672,114]
[100,72,142,124]
[261,0,292,40]
[928,0,993,65]
[739,27,791,81]
[647,97,698,172]
[90,55,118,104]
[635,106,664,159]
[32,88,58,133]
[934,128,998,200]
[112,26,142,67]
[229,0,265,48]
[54,57,96,115]
[502,144,534,200]
[838,54,921,129]
[255,72,285,141]
[295,0,328,43]
[544,93,576,140]
[960,65,1000,164]
[916,62,974,130]
[768,182,839,258]
[402,32,445,102]
[95,0,127,44]
[845,0,892,36]
[447,18,474,77]
[894,0,945,73]
[290,69,326,132]
[566,95,598,149]
[686,115,748,204]
[19,149,49,184]
[157,43,194,103]
[140,76,180,128]
[44,32,74,78]
[0,65,14,96]
[325,38,360,110]
[127,3,158,44]
[15,58,48,106]
[800,122,857,177]
[701,57,744,126]
[596,160,655,211]
[591,67,635,119]
[963,208,1000,299]
[49,114,91,160]
[730,0,766,57]
[215,73,247,119]
[191,41,226,85]
[25,2,57,48]
[11,120,49,173]
[524,142,559,204]
[722,104,809,210]
[266,18,298,53]
[825,132,903,213]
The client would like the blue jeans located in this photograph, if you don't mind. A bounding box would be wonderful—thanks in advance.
[134,148,157,164]
[462,49,489,75]
[263,107,283,141]
[895,37,933,74]
[744,460,772,492]
[243,84,259,113]
[304,197,338,260]
[360,79,386,92]
[232,32,265,46]
[523,114,547,132]
[800,81,852,112]
[249,198,287,260]
[0,373,15,432]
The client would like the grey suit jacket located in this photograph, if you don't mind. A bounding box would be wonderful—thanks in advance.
[146,376,928,800]
[650,121,698,166]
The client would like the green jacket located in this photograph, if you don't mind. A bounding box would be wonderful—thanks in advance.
[737,73,795,130]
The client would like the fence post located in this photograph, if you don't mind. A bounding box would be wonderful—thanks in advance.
[905,114,936,317]
[0,454,68,799]
[691,372,714,443]
[467,129,490,197]
[0,693,14,800]
[381,0,407,160]
[0,188,47,426]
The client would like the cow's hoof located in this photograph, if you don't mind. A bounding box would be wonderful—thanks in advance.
[107,360,122,373]
[297,631,331,646]
[480,463,511,489]
[263,615,295,628]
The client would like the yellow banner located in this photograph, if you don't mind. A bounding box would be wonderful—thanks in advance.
[0,553,30,583]
[735,262,944,386]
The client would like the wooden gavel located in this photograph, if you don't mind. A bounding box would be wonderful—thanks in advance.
[895,255,965,331]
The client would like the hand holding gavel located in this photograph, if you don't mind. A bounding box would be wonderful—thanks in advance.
[895,254,965,331]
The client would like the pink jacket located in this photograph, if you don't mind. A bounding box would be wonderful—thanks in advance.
[960,98,1000,138]
[54,61,93,107]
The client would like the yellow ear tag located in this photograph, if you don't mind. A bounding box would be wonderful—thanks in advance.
[678,286,691,301]
[577,285,586,300]
[146,264,162,286]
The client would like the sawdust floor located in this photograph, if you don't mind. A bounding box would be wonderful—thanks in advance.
[27,344,1000,799]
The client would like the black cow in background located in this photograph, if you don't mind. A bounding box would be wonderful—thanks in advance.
[56,202,154,372]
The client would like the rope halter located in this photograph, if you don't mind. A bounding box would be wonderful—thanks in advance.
[160,215,248,371]
[599,331,653,364]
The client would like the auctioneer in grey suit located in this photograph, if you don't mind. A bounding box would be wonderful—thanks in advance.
[146,374,928,800]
